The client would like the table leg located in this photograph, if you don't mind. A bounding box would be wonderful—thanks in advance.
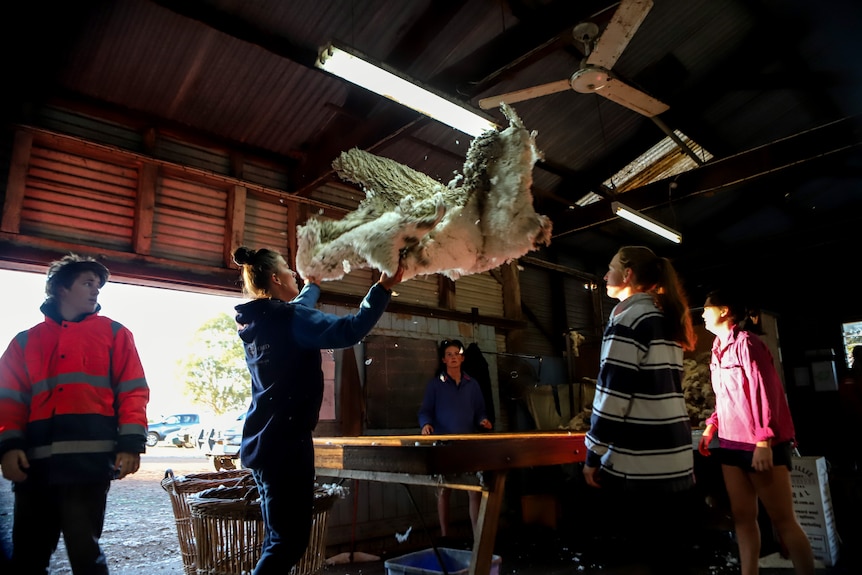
[468,471,506,575]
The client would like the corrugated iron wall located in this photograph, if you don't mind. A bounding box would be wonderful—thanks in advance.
[151,172,227,266]
[38,106,144,153]
[518,266,558,356]
[243,192,291,256]
[564,277,600,341]
[21,144,137,251]
[455,272,504,318]
[391,272,439,308]
[158,136,232,176]
[321,268,375,297]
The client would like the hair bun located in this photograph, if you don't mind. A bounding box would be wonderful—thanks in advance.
[233,246,254,265]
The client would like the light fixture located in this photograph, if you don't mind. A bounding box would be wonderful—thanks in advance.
[611,201,682,243]
[315,42,498,138]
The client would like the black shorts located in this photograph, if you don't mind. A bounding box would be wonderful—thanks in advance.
[714,441,794,472]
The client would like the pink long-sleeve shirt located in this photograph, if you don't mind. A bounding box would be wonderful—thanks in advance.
[705,326,796,449]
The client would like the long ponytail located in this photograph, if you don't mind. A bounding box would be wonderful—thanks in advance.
[617,246,696,351]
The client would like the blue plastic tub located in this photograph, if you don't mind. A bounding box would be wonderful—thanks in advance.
[384,547,501,575]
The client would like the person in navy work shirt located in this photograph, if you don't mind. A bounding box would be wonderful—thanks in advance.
[232,246,403,575]
[418,339,492,538]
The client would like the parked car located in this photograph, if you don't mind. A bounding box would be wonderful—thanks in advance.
[205,411,246,470]
[146,413,201,447]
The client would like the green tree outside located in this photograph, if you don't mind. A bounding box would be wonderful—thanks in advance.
[178,313,250,415]
[843,320,862,369]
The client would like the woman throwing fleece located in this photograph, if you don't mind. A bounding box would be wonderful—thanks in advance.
[699,288,814,575]
[232,246,403,575]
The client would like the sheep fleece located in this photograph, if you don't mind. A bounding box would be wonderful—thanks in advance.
[295,103,552,282]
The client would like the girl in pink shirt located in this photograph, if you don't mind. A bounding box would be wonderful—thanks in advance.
[698,288,813,575]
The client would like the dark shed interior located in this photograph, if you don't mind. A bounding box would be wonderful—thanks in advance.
[1,1,861,571]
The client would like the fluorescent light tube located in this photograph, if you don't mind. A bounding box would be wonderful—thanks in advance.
[316,42,498,138]
[611,201,682,243]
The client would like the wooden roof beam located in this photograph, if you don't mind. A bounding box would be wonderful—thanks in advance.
[552,116,862,238]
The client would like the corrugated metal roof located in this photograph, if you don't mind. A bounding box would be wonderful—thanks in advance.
[3,0,861,297]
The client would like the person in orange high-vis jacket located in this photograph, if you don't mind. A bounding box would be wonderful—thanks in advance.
[0,253,150,575]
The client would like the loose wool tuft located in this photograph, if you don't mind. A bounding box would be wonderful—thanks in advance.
[295,103,552,282]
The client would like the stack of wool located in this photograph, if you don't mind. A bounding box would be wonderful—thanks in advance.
[682,351,715,427]
[558,356,716,432]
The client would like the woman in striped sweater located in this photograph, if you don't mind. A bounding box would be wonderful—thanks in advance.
[584,245,696,575]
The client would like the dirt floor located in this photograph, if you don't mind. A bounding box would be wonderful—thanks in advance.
[0,446,214,575]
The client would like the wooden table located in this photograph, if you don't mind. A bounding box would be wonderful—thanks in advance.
[313,432,586,575]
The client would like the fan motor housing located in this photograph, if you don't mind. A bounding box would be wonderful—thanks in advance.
[570,66,612,94]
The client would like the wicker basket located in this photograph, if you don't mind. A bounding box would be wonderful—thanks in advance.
[161,468,254,575]
[188,484,343,575]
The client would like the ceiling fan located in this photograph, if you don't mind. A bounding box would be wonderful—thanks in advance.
[478,0,668,118]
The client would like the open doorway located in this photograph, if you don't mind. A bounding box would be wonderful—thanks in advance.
[841,319,862,369]
[0,268,240,418]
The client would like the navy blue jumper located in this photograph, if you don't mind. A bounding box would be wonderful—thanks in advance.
[418,372,488,434]
[234,281,392,575]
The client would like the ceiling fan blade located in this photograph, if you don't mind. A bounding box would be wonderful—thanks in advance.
[586,0,654,70]
[592,75,669,117]
[478,79,571,110]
